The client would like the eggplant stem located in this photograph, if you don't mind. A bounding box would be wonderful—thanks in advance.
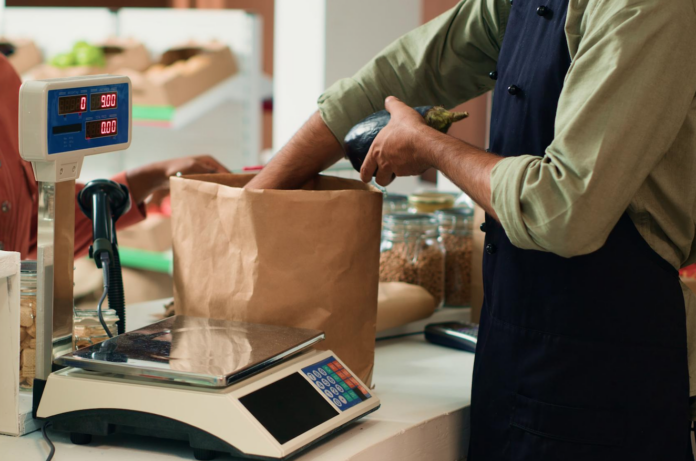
[449,111,469,122]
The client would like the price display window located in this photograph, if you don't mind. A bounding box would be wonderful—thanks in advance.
[91,92,118,111]
[58,95,87,115]
[86,119,118,139]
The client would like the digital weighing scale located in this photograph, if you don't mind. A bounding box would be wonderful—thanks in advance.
[19,75,380,460]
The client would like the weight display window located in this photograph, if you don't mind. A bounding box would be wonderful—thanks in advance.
[91,92,118,111]
[239,373,338,445]
[58,95,87,115]
[86,119,118,139]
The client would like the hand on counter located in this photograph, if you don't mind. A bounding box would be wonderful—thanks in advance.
[126,155,229,204]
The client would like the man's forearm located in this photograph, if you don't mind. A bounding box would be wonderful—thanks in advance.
[246,112,344,190]
[422,127,502,220]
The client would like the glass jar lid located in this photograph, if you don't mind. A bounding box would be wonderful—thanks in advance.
[20,260,37,277]
[383,193,408,204]
[74,308,119,324]
[436,207,474,234]
[408,192,457,206]
[383,193,409,215]
[383,213,439,237]
[435,207,474,219]
[20,260,38,295]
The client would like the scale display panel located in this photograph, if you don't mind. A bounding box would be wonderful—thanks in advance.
[239,373,338,445]
[46,82,129,155]
[239,355,374,445]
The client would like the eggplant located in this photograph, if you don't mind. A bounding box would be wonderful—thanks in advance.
[343,105,468,173]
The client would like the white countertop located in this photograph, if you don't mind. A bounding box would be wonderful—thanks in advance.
[0,301,475,461]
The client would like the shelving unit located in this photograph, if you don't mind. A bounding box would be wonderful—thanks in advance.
[1,7,264,180]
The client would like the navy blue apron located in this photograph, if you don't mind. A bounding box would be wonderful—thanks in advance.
[468,1,691,459]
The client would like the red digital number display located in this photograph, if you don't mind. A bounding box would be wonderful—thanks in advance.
[90,92,118,111]
[86,119,118,139]
[58,95,87,115]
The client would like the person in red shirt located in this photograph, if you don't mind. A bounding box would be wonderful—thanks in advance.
[0,55,227,259]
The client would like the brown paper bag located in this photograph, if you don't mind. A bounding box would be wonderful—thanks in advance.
[470,205,486,323]
[170,174,382,384]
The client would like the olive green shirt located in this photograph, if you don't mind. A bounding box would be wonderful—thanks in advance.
[317,0,696,395]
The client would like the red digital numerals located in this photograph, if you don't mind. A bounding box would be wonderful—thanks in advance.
[100,93,116,108]
[100,119,117,135]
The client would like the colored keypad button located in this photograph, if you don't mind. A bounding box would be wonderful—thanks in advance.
[332,361,343,370]
[344,393,354,402]
[350,378,360,387]
[348,390,359,400]
[331,373,341,382]
[358,386,368,395]
[328,363,338,371]
[346,380,356,389]
[340,382,350,391]
[322,365,332,374]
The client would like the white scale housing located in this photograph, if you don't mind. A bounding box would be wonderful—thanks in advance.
[19,74,132,183]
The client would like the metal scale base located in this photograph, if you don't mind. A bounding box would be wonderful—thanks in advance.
[37,316,380,460]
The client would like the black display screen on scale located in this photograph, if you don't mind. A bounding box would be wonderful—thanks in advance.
[239,373,338,445]
[58,94,87,115]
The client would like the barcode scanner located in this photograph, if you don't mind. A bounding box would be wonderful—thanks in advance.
[77,179,131,335]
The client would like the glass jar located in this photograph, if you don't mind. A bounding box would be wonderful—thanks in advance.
[73,309,118,350]
[382,193,409,215]
[408,192,456,214]
[380,213,445,308]
[454,191,474,209]
[19,261,37,390]
[436,207,474,307]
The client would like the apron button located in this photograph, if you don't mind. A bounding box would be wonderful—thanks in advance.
[1,201,10,213]
[508,85,520,96]
[486,243,497,255]
[489,70,498,80]
[480,222,487,233]
[537,5,550,16]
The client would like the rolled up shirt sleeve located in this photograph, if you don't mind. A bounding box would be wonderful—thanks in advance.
[491,0,696,258]
[318,0,511,146]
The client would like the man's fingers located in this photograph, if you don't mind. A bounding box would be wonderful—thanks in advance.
[375,165,395,187]
[360,151,378,183]
[384,95,408,115]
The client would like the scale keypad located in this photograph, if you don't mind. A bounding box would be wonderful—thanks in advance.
[302,357,371,411]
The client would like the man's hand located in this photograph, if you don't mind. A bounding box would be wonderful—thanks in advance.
[360,96,437,186]
[245,112,344,190]
[126,155,228,204]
